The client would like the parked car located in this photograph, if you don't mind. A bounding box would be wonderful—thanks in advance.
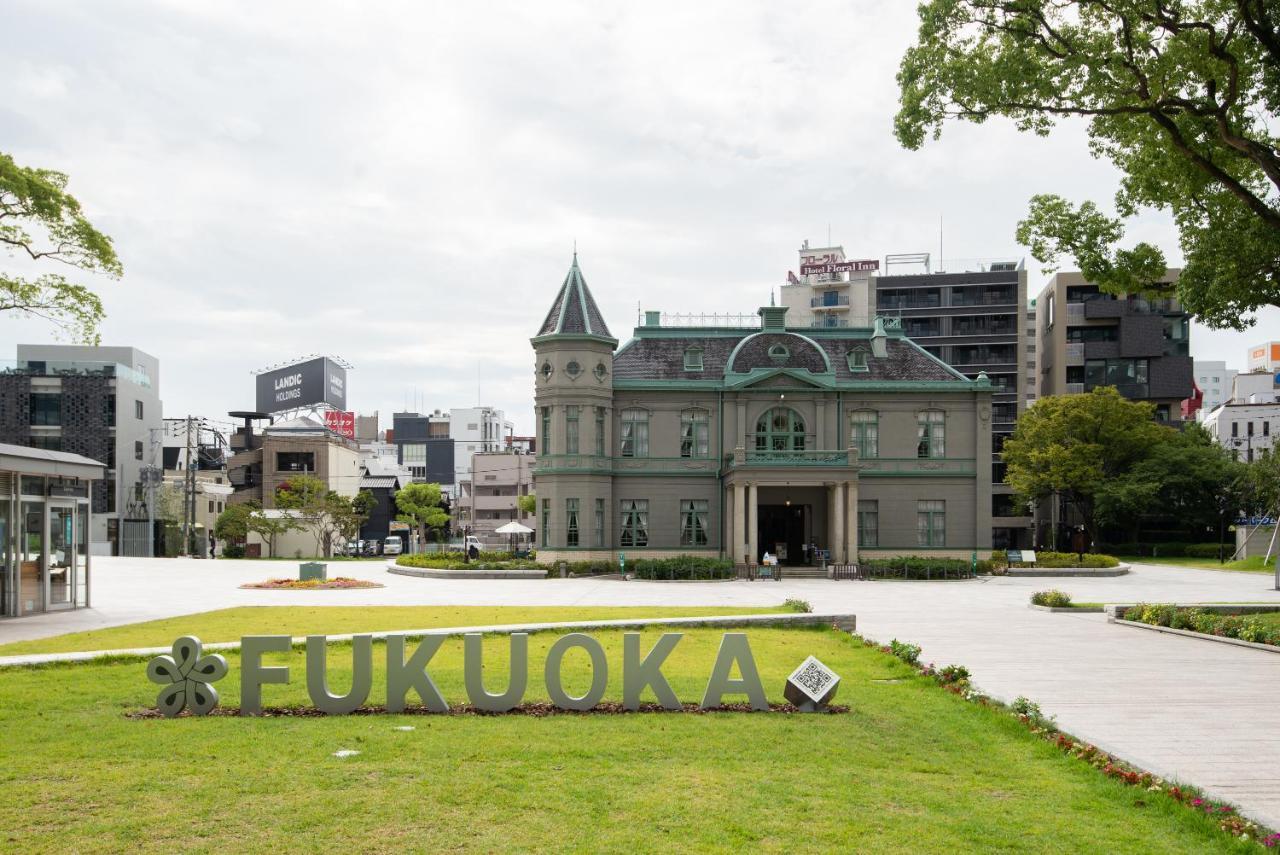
[382,535,403,556]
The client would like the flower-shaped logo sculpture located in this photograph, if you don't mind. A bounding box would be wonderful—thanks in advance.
[146,636,228,717]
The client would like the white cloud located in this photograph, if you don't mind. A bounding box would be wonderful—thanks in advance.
[1,0,1273,435]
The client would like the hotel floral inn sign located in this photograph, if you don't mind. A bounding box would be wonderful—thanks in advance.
[143,632,842,717]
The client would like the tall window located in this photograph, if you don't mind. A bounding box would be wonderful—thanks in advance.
[594,498,604,547]
[541,499,550,548]
[916,410,945,458]
[566,498,579,547]
[680,499,709,546]
[755,407,806,452]
[850,410,878,458]
[858,500,879,548]
[917,500,945,547]
[30,393,62,426]
[619,499,649,547]
[620,409,649,457]
[595,407,606,456]
[541,407,551,454]
[681,408,709,458]
[565,406,580,454]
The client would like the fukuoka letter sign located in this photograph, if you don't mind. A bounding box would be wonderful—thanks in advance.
[146,632,841,717]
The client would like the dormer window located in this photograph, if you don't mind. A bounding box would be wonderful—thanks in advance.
[683,347,704,371]
[847,348,869,372]
[768,344,790,362]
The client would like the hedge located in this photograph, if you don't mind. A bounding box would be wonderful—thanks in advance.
[1122,605,1280,647]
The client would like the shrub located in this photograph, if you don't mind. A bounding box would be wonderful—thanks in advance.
[1031,590,1072,608]
[784,598,813,614]
[888,639,921,666]
[861,557,976,580]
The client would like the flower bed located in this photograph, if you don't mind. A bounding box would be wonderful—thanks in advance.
[1121,604,1280,647]
[871,635,1279,848]
[240,577,384,590]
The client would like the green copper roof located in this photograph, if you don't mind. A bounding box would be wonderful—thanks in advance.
[535,254,615,342]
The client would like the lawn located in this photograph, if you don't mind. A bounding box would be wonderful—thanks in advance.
[1121,555,1278,573]
[0,626,1257,852]
[0,605,787,657]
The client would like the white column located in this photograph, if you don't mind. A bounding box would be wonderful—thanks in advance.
[845,481,858,562]
[732,483,745,564]
[747,482,758,564]
[832,480,845,564]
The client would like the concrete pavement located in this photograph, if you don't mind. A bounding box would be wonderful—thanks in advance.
[4,556,1280,828]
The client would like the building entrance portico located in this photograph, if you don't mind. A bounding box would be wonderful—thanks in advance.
[726,475,858,566]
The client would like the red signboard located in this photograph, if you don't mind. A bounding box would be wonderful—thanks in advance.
[800,259,879,275]
[324,410,356,439]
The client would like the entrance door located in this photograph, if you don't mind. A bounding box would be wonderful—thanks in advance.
[758,504,807,565]
[46,503,76,610]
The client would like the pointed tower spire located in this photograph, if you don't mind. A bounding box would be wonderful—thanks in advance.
[532,255,617,347]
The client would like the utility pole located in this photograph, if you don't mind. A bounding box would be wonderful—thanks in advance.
[182,416,195,556]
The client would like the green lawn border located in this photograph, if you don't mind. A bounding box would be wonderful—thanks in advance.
[863,633,1279,847]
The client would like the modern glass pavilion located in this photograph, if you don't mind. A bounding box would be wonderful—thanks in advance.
[0,443,105,618]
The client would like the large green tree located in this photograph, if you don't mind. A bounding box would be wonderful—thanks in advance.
[394,482,449,546]
[1094,422,1247,538]
[1,152,122,342]
[1002,387,1171,540]
[896,1,1280,328]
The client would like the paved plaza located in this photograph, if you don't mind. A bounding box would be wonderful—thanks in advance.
[4,557,1280,828]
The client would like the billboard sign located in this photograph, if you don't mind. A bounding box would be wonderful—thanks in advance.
[255,357,347,413]
[324,410,356,439]
[800,259,879,275]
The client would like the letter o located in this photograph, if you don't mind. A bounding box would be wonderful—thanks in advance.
[544,633,608,711]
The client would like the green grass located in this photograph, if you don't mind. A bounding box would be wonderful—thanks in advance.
[0,627,1254,852]
[0,605,787,657]
[1120,555,1278,573]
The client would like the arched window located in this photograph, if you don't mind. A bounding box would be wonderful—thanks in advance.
[849,410,878,458]
[755,407,806,452]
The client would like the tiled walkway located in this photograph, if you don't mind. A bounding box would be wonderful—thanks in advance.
[5,556,1280,827]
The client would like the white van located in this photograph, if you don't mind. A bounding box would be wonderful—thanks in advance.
[382,535,403,556]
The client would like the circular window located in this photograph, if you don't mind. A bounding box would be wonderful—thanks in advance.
[540,362,553,379]
[566,360,581,377]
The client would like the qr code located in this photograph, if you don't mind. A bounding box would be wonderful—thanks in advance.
[793,660,834,697]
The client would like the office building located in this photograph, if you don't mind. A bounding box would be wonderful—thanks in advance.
[0,344,161,554]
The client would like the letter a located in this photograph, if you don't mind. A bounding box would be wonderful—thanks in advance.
[700,633,768,710]
[623,632,682,711]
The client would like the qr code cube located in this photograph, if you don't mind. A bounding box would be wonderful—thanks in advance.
[785,655,840,708]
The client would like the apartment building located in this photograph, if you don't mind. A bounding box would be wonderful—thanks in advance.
[1194,361,1238,420]
[458,451,535,547]
[1036,270,1193,422]
[872,260,1031,550]
[0,345,162,554]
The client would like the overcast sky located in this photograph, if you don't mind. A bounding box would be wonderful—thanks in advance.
[3,0,1275,436]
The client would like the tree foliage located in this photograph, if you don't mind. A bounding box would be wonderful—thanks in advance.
[1002,387,1172,538]
[896,1,1280,328]
[1,151,122,343]
[395,482,449,544]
